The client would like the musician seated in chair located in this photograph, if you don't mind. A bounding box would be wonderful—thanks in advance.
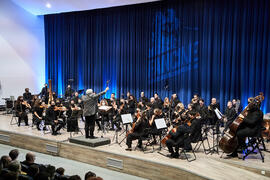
[46,101,64,135]
[15,96,30,126]
[126,109,148,151]
[149,108,164,145]
[227,99,263,158]
[165,122,192,158]
[33,100,46,130]
[223,101,237,133]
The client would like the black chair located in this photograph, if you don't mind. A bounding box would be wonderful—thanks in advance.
[134,128,155,153]
[10,108,18,125]
[242,128,265,162]
[194,125,211,154]
[178,133,196,162]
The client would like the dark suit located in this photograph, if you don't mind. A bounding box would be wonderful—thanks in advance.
[82,90,106,138]
[166,124,192,155]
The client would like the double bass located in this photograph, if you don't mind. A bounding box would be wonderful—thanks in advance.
[219,93,264,153]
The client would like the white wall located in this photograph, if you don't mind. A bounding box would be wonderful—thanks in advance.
[0,0,45,104]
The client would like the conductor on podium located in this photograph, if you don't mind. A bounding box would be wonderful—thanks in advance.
[82,87,109,139]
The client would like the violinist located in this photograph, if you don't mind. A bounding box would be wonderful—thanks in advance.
[149,108,163,145]
[45,101,64,135]
[126,109,148,151]
[110,100,122,131]
[67,100,81,132]
[171,103,185,127]
[227,99,263,158]
[15,96,30,126]
[54,100,68,126]
[162,97,171,120]
[33,100,46,130]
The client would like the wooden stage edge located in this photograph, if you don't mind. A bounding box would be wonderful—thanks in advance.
[0,129,269,180]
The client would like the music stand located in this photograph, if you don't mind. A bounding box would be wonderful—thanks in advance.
[98,106,112,137]
[118,114,133,146]
[155,118,168,150]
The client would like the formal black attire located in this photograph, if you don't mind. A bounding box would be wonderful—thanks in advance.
[23,92,32,103]
[40,87,49,104]
[33,106,44,130]
[46,106,64,135]
[15,102,29,126]
[166,124,192,156]
[126,117,148,148]
[224,107,237,132]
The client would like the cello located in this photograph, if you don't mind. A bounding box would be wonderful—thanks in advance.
[219,93,264,153]
[161,112,200,145]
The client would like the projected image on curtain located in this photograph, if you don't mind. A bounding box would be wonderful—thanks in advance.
[147,8,199,103]
[45,0,270,113]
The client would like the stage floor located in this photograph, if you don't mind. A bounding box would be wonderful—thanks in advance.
[0,113,270,180]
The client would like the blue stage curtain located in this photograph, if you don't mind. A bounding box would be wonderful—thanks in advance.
[44,0,270,113]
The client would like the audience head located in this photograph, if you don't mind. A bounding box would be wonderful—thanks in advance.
[25,152,36,164]
[0,155,11,169]
[85,171,96,180]
[9,149,19,161]
[56,167,65,176]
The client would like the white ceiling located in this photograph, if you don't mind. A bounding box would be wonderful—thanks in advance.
[11,0,159,16]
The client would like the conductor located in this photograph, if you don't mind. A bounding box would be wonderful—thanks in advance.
[82,87,109,139]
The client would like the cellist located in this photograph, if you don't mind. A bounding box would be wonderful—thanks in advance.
[227,98,263,158]
[125,109,148,151]
[165,119,191,158]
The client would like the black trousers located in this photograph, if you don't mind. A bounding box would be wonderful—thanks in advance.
[85,115,96,138]
[166,137,184,155]
[17,112,28,126]
[126,132,143,148]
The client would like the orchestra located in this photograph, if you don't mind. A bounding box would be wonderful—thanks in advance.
[11,84,266,160]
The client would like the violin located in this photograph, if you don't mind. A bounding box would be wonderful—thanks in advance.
[54,106,67,111]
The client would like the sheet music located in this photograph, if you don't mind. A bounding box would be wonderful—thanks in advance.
[154,118,167,129]
[121,114,133,124]
[99,106,112,111]
[214,108,223,119]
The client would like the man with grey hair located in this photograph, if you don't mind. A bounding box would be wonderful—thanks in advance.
[82,87,109,138]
